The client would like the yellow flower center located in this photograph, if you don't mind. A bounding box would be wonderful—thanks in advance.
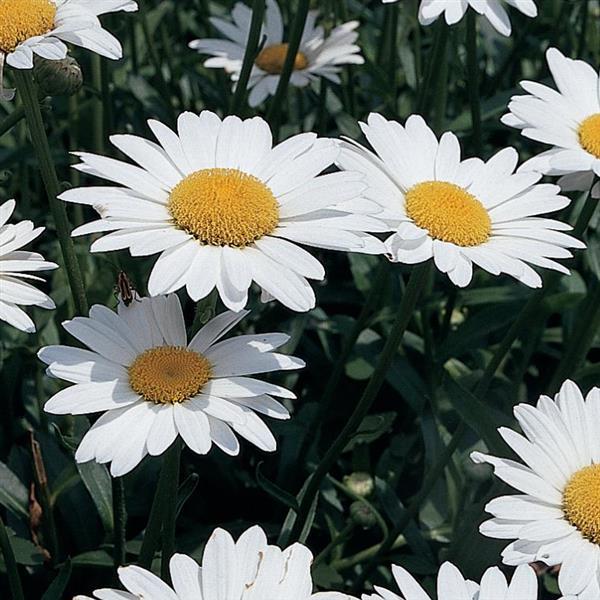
[168,168,279,247]
[405,181,492,247]
[579,113,600,159]
[0,0,56,54]
[128,346,212,405]
[255,43,309,74]
[563,464,600,544]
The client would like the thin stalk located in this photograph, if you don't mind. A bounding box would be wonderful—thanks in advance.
[300,262,388,459]
[288,264,431,543]
[91,54,104,153]
[314,521,354,565]
[417,22,448,115]
[431,29,449,133]
[466,11,482,155]
[384,2,399,113]
[160,440,182,583]
[138,440,182,573]
[0,516,24,600]
[13,70,88,316]
[0,105,25,137]
[547,281,600,394]
[112,478,127,569]
[265,0,310,137]
[230,0,265,114]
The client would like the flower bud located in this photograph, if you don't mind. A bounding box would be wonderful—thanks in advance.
[350,501,376,529]
[34,56,83,97]
[343,472,374,498]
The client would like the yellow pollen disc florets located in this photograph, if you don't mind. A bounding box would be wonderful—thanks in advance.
[579,113,600,159]
[405,181,492,247]
[255,43,309,74]
[0,0,56,54]
[563,464,600,544]
[168,168,280,247]
[128,346,212,405]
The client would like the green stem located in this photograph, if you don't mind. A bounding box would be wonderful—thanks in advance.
[466,11,482,155]
[548,281,600,394]
[431,27,449,133]
[314,521,354,565]
[417,21,448,116]
[0,105,25,137]
[0,516,24,600]
[91,54,104,153]
[160,440,181,583]
[13,70,88,316]
[265,0,310,137]
[288,264,431,543]
[230,0,265,114]
[112,478,127,569]
[138,440,181,571]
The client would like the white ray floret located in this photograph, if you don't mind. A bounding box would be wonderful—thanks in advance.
[472,380,600,599]
[0,200,57,333]
[382,0,537,37]
[40,293,304,476]
[74,524,353,600]
[362,561,540,600]
[337,113,584,289]
[61,110,387,313]
[0,0,138,100]
[502,47,600,198]
[189,0,364,107]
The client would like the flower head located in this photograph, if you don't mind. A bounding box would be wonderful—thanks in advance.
[363,561,540,600]
[382,0,537,37]
[503,47,600,198]
[0,0,138,99]
[40,293,304,476]
[338,113,584,288]
[0,200,57,333]
[74,525,352,600]
[189,0,364,107]
[61,110,387,312]
[472,380,600,598]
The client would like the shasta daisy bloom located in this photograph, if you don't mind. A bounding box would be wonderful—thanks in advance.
[337,113,584,288]
[40,293,304,476]
[75,525,351,600]
[0,0,138,100]
[472,380,600,599]
[363,561,539,600]
[189,0,364,107]
[61,110,386,312]
[0,200,57,333]
[502,47,600,198]
[382,0,537,37]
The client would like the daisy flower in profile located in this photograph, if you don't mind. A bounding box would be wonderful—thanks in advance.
[502,47,600,198]
[61,110,386,312]
[40,293,303,476]
[0,200,57,333]
[337,113,584,288]
[382,0,537,37]
[0,0,138,100]
[189,0,364,107]
[75,525,352,600]
[363,561,539,600]
[472,380,600,599]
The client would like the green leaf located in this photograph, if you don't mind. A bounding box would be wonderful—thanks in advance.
[0,529,45,568]
[41,559,72,600]
[256,463,298,511]
[0,461,28,520]
[71,549,113,568]
[176,473,199,519]
[343,412,397,452]
[77,462,114,535]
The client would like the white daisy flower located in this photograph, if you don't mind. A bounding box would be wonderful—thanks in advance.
[189,0,364,107]
[0,199,57,333]
[382,0,537,37]
[74,525,352,600]
[337,113,584,288]
[362,561,539,600]
[40,293,304,476]
[60,110,387,313]
[472,380,600,599]
[502,47,600,199]
[0,0,138,100]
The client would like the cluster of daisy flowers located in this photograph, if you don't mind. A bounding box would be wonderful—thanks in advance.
[1,0,599,599]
